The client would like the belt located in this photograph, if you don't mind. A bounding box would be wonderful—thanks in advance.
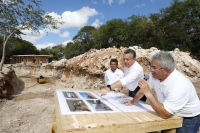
[183,114,200,119]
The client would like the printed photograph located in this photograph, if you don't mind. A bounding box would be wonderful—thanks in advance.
[66,100,91,112]
[87,100,113,111]
[79,92,96,99]
[63,91,78,98]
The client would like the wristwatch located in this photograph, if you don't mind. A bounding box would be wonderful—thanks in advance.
[107,85,112,91]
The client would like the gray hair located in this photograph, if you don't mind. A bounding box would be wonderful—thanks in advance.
[124,49,136,59]
[151,51,175,72]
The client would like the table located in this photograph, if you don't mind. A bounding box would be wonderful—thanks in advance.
[49,89,182,133]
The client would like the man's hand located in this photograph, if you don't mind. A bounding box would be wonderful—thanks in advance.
[114,88,121,93]
[121,99,134,106]
[99,87,110,96]
[138,79,151,95]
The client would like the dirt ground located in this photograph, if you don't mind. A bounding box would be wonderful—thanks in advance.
[0,73,62,133]
[0,72,200,133]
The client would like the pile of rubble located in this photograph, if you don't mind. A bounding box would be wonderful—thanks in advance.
[0,67,19,98]
[1,46,200,97]
[50,46,200,81]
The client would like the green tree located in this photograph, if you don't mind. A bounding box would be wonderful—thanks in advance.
[73,26,96,53]
[126,15,153,47]
[7,38,39,55]
[51,44,65,60]
[0,0,62,70]
[39,44,65,60]
[40,47,52,55]
[159,0,200,56]
[147,13,166,49]
[105,19,129,48]
[92,19,129,49]
[92,24,111,49]
[0,37,39,63]
[64,42,82,59]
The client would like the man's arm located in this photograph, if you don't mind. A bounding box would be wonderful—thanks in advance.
[121,88,144,105]
[104,71,108,86]
[110,80,122,90]
[100,80,123,95]
[130,89,145,104]
[139,79,172,119]
[120,69,143,87]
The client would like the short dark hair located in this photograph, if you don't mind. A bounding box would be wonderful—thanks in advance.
[110,58,118,65]
[124,49,136,59]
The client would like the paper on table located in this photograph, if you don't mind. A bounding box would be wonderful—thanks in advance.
[102,92,154,112]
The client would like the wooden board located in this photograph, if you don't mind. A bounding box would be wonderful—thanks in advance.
[51,89,182,133]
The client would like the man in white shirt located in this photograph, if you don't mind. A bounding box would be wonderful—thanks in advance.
[100,49,146,102]
[104,58,124,90]
[122,51,200,133]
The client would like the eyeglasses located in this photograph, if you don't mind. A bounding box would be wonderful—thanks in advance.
[149,66,164,71]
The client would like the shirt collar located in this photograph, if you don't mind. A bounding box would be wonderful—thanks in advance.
[126,61,137,69]
[160,69,177,86]
[110,69,117,73]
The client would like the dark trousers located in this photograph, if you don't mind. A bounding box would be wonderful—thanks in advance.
[160,114,200,133]
[129,86,147,102]
[176,114,200,133]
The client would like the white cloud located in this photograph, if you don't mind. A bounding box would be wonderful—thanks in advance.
[21,29,46,43]
[21,7,98,44]
[150,0,155,3]
[59,6,98,29]
[35,40,73,50]
[108,0,113,5]
[135,3,145,8]
[91,19,103,28]
[91,0,97,4]
[35,42,56,50]
[45,12,62,34]
[119,0,126,4]
[59,31,70,38]
[102,0,125,5]
[61,40,73,46]
[102,0,113,5]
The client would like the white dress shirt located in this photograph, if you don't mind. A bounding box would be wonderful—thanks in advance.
[104,68,124,86]
[148,69,200,117]
[119,61,144,91]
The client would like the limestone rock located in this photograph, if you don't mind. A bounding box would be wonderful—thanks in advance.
[0,68,19,98]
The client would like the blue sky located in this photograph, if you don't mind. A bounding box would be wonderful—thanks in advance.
[21,0,173,50]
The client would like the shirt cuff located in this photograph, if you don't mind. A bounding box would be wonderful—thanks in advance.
[119,78,127,86]
[163,103,174,115]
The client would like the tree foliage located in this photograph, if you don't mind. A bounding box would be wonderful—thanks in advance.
[64,0,200,59]
[2,0,200,60]
[0,0,61,70]
[73,26,96,53]
[0,37,39,63]
[160,0,200,56]
[64,42,82,59]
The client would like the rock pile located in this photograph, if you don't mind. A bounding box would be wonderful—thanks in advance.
[50,46,200,81]
[0,67,19,98]
[1,46,200,97]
